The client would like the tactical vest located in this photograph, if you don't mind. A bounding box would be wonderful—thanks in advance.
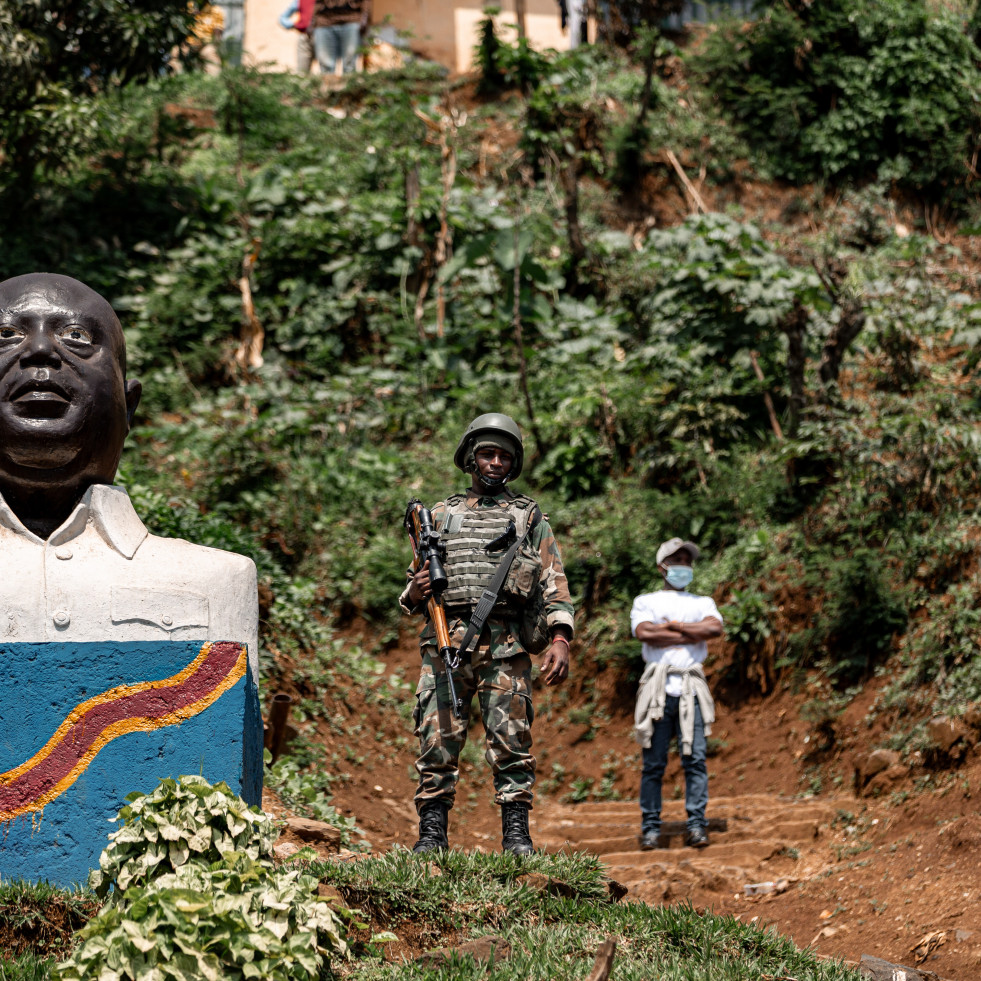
[437,493,542,617]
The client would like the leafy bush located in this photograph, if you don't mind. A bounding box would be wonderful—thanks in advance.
[892,582,981,713]
[62,776,346,981]
[472,11,551,94]
[721,587,776,691]
[624,213,820,359]
[60,858,343,981]
[89,776,277,896]
[0,0,203,188]
[473,9,506,93]
[692,0,981,200]
[792,549,907,685]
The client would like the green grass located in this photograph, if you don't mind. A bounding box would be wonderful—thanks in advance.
[0,951,55,981]
[0,879,99,981]
[310,850,862,980]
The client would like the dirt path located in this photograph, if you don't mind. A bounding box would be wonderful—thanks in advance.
[527,788,981,980]
[302,632,981,979]
[532,794,837,903]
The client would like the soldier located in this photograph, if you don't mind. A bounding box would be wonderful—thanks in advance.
[400,413,575,855]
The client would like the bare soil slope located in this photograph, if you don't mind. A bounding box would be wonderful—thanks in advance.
[293,631,981,980]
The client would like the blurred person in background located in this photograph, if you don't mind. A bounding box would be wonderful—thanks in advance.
[311,0,371,75]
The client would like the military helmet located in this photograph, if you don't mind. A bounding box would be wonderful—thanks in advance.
[454,412,524,482]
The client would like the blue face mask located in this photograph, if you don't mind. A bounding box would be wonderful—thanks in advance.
[664,565,694,589]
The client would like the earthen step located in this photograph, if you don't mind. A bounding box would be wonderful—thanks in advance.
[548,834,717,856]
[544,801,834,832]
[593,837,786,868]
[536,817,729,843]
[539,793,810,815]
[761,817,822,840]
[607,862,751,886]
[532,802,834,836]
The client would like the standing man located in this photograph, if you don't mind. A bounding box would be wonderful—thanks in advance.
[400,413,575,856]
[631,538,723,850]
[311,0,370,76]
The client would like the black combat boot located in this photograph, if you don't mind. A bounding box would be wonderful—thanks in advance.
[412,800,450,853]
[501,802,534,856]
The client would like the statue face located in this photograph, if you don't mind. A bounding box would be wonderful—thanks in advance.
[0,274,140,483]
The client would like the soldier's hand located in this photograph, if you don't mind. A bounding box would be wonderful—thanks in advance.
[407,560,433,605]
[541,640,570,686]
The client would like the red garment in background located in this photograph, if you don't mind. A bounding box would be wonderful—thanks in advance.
[296,0,315,31]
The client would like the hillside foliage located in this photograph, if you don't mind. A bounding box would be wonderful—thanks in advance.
[0,0,205,187]
[693,0,981,200]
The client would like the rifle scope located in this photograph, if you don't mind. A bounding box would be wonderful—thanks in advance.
[405,501,449,597]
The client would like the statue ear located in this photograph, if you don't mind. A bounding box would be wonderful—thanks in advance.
[125,379,142,428]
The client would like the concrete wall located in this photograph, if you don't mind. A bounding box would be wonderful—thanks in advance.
[243,0,303,71]
[242,0,574,74]
[372,0,570,73]
[0,641,260,887]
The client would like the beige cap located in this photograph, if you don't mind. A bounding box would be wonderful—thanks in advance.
[656,537,700,565]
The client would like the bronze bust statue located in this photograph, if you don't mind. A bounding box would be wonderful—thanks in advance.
[0,273,142,538]
[0,272,258,658]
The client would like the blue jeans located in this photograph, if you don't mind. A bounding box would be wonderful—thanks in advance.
[640,695,708,835]
[313,21,360,75]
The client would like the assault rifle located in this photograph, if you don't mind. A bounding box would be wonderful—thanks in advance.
[404,500,465,719]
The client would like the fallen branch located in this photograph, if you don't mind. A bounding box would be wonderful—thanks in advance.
[413,105,459,337]
[923,201,954,245]
[234,244,265,370]
[749,350,784,441]
[584,938,616,981]
[664,149,707,215]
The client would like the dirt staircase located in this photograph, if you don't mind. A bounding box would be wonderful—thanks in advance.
[529,794,839,905]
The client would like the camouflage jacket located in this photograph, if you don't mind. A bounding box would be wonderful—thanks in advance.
[399,488,575,658]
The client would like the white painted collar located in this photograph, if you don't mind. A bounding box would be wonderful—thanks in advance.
[0,484,148,558]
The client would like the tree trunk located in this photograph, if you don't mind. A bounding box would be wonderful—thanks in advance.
[560,156,586,292]
[819,298,866,390]
[514,0,527,37]
[512,222,543,459]
[781,297,809,436]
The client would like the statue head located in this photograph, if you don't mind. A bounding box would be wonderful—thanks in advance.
[0,273,141,531]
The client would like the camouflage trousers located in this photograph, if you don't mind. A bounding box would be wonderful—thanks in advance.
[413,643,536,811]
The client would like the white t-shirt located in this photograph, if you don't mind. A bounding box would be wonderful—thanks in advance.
[630,589,723,697]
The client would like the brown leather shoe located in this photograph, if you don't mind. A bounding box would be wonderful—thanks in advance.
[685,827,710,848]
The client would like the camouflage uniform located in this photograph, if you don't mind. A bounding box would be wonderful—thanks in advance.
[400,488,575,810]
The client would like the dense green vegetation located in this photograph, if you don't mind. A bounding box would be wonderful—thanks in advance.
[693,0,981,200]
[0,0,206,188]
[3,0,981,974]
[1,0,980,758]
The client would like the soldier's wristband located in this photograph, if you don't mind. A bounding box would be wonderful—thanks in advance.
[551,634,570,649]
